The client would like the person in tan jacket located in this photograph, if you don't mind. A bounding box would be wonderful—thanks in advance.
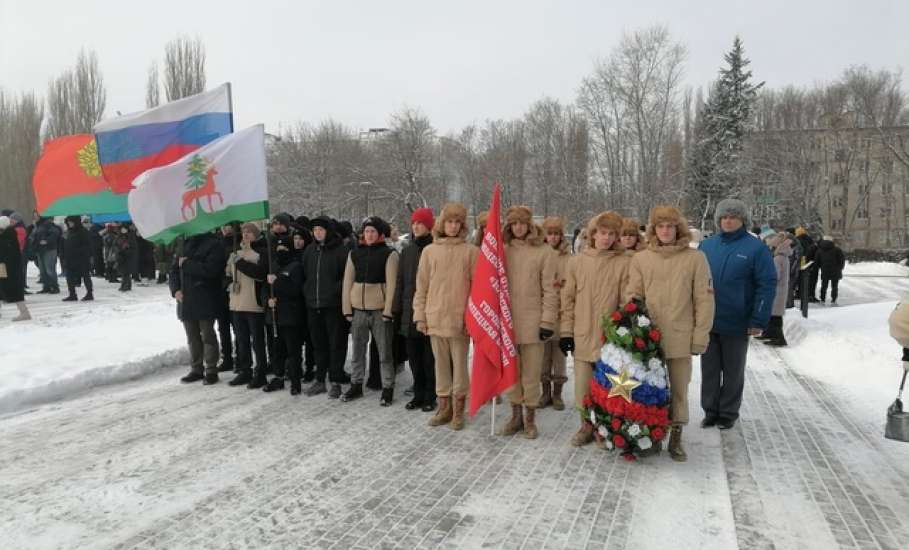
[412,203,478,430]
[624,205,714,462]
[539,216,570,411]
[498,206,559,439]
[560,212,631,447]
[621,218,645,254]
[341,216,400,405]
[225,222,268,388]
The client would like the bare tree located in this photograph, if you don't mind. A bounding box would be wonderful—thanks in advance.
[146,62,160,108]
[0,89,44,216]
[577,26,687,219]
[45,49,106,139]
[163,36,206,101]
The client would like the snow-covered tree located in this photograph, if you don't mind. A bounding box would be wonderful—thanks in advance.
[688,36,763,229]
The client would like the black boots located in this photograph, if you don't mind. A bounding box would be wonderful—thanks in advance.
[180,371,204,383]
[263,377,285,392]
[81,292,93,301]
[62,291,78,302]
[380,388,394,407]
[228,370,252,386]
[340,383,363,402]
[247,369,267,389]
[202,371,219,385]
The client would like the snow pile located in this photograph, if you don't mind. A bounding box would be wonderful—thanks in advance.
[0,288,187,414]
[844,261,909,277]
[779,300,905,422]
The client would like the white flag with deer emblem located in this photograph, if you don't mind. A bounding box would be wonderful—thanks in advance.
[127,125,269,243]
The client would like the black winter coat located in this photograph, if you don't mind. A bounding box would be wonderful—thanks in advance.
[63,224,92,282]
[302,233,350,310]
[393,233,433,337]
[0,227,24,303]
[815,240,846,280]
[169,233,227,321]
[264,258,304,326]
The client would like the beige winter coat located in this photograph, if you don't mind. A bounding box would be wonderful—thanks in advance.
[560,247,631,362]
[504,230,559,344]
[226,246,264,313]
[889,301,909,349]
[624,241,715,358]
[412,235,478,338]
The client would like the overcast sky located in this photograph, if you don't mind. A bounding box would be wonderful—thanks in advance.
[2,0,907,135]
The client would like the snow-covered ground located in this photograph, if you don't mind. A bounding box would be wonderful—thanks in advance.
[1,263,909,549]
[0,269,186,414]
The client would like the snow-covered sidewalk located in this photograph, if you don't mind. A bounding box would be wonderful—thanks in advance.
[0,275,187,414]
[1,267,909,549]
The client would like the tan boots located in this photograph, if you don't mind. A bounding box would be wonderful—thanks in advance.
[429,396,453,427]
[571,421,595,447]
[551,383,565,410]
[523,407,538,439]
[668,425,687,462]
[429,395,467,430]
[501,404,524,435]
[450,396,467,431]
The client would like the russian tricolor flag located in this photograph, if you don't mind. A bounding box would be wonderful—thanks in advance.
[93,83,233,194]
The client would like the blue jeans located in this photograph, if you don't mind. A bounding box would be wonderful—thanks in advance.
[37,250,59,290]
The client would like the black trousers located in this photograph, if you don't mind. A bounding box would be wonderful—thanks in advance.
[308,307,349,384]
[820,277,840,303]
[300,308,316,371]
[271,324,302,382]
[67,273,93,294]
[406,335,436,404]
[216,298,234,365]
[233,311,266,373]
[701,332,749,421]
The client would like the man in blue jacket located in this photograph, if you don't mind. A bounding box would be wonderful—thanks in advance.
[698,198,777,430]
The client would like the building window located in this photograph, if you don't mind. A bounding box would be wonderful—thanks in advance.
[856,203,869,220]
[835,149,847,162]
[831,219,844,230]
[882,158,894,175]
[880,232,890,247]
[882,180,893,195]
[832,196,845,208]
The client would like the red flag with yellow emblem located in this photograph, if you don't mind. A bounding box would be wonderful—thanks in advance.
[32,134,127,216]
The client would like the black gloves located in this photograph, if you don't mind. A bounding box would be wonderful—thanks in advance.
[539,328,554,341]
[559,337,575,356]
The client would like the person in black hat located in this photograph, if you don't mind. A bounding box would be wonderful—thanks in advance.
[301,216,352,398]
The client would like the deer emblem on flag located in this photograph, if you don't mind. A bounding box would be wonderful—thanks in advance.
[181,154,224,221]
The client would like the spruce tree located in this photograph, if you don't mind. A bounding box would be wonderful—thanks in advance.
[688,36,763,228]
[185,154,208,190]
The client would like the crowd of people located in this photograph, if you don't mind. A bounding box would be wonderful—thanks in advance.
[0,197,840,461]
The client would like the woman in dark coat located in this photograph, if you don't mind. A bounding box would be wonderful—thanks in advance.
[0,216,31,320]
[62,216,94,301]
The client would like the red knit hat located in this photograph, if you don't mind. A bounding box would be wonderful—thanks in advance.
[411,207,434,230]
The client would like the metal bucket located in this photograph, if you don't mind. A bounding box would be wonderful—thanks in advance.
[885,371,909,443]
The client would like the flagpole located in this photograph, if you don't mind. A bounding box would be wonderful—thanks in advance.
[226,82,235,133]
[491,396,495,436]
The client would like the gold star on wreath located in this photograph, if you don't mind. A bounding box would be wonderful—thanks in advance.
[606,370,641,403]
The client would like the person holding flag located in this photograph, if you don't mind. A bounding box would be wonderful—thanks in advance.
[498,206,559,440]
[465,184,520,429]
[413,203,477,430]
[559,212,631,447]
